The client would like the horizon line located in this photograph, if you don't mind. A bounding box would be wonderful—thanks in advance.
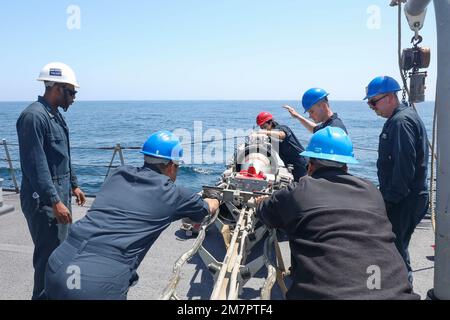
[0,99,437,103]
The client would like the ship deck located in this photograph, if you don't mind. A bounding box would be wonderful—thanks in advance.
[0,192,435,300]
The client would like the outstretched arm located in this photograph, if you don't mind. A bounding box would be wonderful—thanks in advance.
[258,129,287,141]
[283,105,317,133]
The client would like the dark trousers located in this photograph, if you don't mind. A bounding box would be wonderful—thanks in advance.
[21,197,61,300]
[44,239,134,300]
[386,192,429,284]
[20,182,71,300]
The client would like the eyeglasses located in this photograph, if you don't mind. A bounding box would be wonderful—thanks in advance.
[171,161,181,168]
[368,94,388,107]
[63,87,78,97]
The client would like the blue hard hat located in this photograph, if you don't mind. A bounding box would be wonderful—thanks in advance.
[302,88,330,113]
[364,76,401,100]
[301,127,359,164]
[141,131,183,162]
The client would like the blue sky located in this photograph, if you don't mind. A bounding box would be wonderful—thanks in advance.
[0,0,437,101]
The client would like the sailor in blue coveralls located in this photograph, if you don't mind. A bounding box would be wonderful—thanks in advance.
[365,76,429,285]
[283,88,348,134]
[43,131,221,300]
[255,112,308,181]
[16,62,86,299]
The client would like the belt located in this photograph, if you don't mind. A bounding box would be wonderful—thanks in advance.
[66,233,138,268]
[52,173,70,182]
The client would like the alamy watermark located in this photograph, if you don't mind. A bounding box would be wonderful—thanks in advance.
[173,122,254,165]
[367,5,381,30]
[67,5,81,30]
[66,265,81,290]
[159,122,286,166]
[366,265,381,290]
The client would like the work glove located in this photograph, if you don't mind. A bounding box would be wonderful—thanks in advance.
[202,189,223,204]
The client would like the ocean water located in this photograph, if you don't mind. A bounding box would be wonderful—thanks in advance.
[0,100,435,195]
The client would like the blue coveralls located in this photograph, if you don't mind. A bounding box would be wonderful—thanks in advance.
[377,104,429,284]
[16,96,78,299]
[272,123,308,181]
[43,164,209,300]
[313,113,348,134]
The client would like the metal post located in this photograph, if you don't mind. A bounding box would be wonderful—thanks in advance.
[0,178,3,206]
[105,145,118,180]
[0,178,15,216]
[432,0,450,300]
[117,144,125,166]
[2,139,19,193]
[105,144,125,181]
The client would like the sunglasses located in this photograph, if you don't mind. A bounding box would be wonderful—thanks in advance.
[368,94,388,107]
[63,86,78,97]
[171,160,182,168]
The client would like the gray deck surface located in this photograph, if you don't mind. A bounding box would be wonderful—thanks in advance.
[0,192,434,300]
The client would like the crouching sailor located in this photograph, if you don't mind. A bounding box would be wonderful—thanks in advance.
[42,131,221,300]
[255,127,419,300]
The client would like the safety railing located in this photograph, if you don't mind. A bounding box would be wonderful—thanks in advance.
[1,138,434,198]
[0,135,253,195]
[0,139,135,195]
[1,139,19,193]
[0,177,15,216]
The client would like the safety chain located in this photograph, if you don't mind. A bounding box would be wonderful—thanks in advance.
[401,70,409,105]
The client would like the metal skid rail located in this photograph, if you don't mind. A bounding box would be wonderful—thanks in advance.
[160,186,286,300]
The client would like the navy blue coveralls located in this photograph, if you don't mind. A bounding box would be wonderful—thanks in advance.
[16,96,78,299]
[273,123,307,181]
[257,167,418,300]
[313,113,347,134]
[43,164,209,300]
[377,104,429,283]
